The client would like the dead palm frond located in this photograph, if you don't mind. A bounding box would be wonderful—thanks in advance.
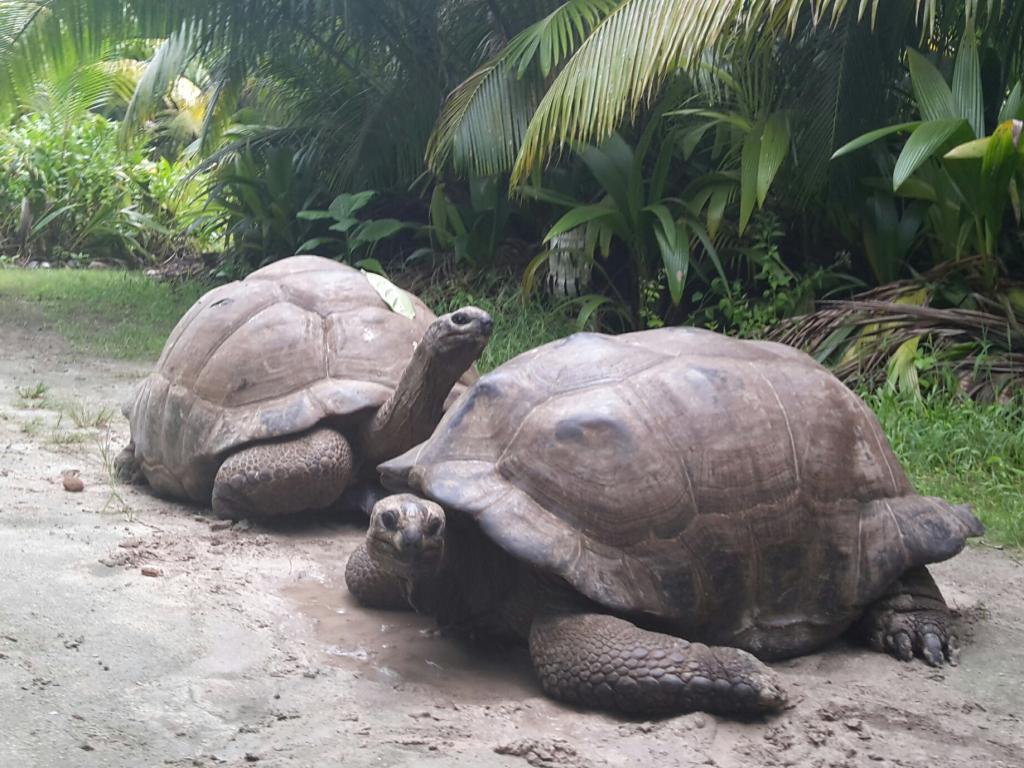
[770,258,1024,398]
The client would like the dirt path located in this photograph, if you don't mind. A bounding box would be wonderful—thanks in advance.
[1,299,1022,768]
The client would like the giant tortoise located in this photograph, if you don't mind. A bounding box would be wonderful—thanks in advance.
[346,326,983,716]
[116,256,491,519]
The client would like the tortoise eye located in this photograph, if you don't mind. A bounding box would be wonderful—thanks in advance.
[425,516,442,536]
[451,311,469,326]
[380,510,398,530]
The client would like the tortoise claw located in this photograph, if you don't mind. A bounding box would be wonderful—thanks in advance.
[921,632,944,667]
[887,631,914,662]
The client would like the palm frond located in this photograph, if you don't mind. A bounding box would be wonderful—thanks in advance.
[119,22,201,143]
[770,258,1024,396]
[509,0,746,184]
[427,63,540,176]
[507,0,1024,184]
[426,0,615,176]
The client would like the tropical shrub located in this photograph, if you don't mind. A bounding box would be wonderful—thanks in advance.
[194,143,320,275]
[520,130,724,328]
[833,21,1024,285]
[0,112,191,264]
[297,190,421,268]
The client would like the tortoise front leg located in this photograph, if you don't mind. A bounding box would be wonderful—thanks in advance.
[212,426,353,519]
[344,543,410,610]
[854,566,959,666]
[114,440,146,485]
[528,613,786,716]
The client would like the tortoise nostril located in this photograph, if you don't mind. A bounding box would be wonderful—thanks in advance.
[380,510,398,531]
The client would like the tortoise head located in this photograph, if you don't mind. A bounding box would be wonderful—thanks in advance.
[421,306,493,371]
[366,493,447,578]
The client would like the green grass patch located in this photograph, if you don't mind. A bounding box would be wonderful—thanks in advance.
[869,392,1024,549]
[0,268,207,360]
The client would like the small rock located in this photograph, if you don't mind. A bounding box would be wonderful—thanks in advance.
[244,753,260,763]
[80,743,94,752]
[62,471,84,492]
[209,520,232,531]
[141,567,162,577]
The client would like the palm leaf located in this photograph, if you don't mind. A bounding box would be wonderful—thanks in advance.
[119,22,201,143]
[892,118,971,190]
[951,19,984,137]
[506,0,932,185]
[426,0,616,175]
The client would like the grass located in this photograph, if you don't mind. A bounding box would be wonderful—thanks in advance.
[65,401,116,429]
[0,268,207,359]
[15,381,49,401]
[869,391,1024,549]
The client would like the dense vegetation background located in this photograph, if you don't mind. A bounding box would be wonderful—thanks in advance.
[0,1,1021,539]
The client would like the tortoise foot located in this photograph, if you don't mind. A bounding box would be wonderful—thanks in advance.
[345,543,409,610]
[528,613,787,717]
[856,566,959,666]
[212,427,353,519]
[114,441,145,485]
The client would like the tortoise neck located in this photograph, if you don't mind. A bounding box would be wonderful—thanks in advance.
[361,343,463,465]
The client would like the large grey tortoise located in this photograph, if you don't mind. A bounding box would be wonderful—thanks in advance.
[116,255,492,519]
[346,326,983,717]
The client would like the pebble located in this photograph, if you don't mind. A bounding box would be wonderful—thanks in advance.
[62,471,84,492]
[141,567,162,577]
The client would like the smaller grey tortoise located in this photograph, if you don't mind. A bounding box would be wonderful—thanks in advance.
[116,256,491,519]
[346,327,983,717]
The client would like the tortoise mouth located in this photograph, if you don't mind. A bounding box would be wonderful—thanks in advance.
[366,531,445,578]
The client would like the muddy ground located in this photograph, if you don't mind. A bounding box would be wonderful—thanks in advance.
[1,299,1022,768]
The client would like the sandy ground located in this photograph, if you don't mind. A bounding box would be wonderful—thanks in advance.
[1,298,1023,768]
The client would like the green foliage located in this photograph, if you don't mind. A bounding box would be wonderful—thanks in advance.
[197,143,319,275]
[833,22,1024,281]
[297,190,418,266]
[428,178,515,266]
[0,112,192,264]
[869,390,1024,548]
[522,131,724,325]
[691,212,832,337]
[0,268,207,359]
[426,0,616,177]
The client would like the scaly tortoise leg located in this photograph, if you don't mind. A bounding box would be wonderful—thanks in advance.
[211,426,353,519]
[855,566,960,666]
[344,543,410,610]
[114,440,146,485]
[528,613,787,716]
